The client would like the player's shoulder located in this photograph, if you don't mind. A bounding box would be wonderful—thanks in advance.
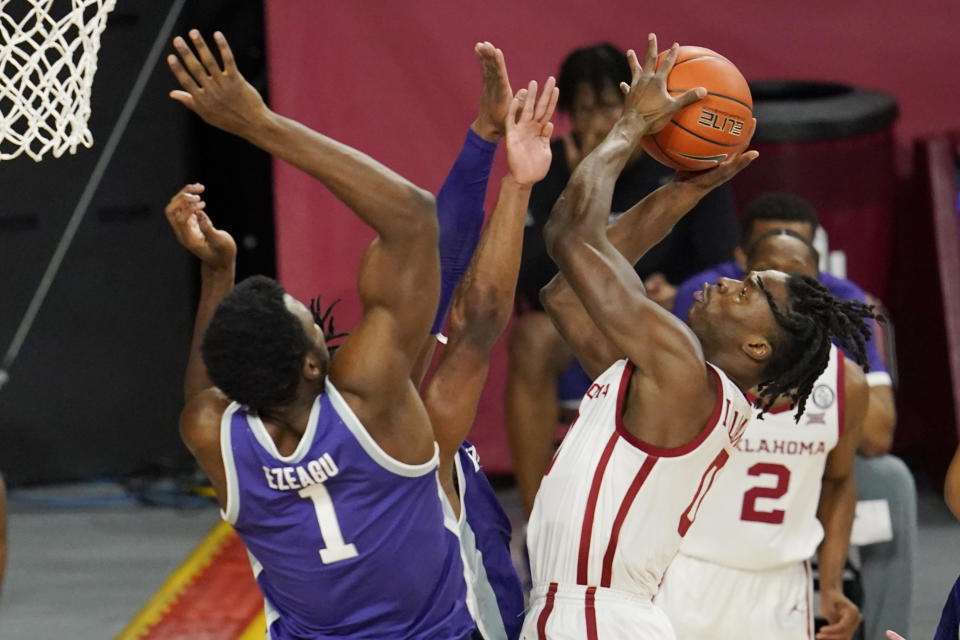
[841,352,869,398]
[180,388,232,451]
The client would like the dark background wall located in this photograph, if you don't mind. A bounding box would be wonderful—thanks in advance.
[0,1,273,484]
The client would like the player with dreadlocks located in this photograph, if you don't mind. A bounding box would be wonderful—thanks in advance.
[520,35,878,639]
[656,228,870,640]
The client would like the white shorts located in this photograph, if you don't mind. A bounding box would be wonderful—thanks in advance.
[654,553,814,640]
[521,582,676,640]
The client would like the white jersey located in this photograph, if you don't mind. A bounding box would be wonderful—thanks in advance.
[523,358,750,637]
[679,345,844,570]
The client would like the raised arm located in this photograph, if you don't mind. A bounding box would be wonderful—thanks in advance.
[542,155,756,378]
[424,79,557,508]
[169,32,441,464]
[410,42,513,385]
[167,31,436,255]
[544,36,717,389]
[164,184,237,403]
[816,356,868,640]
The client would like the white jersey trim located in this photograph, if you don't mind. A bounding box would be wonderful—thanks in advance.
[246,395,322,464]
[219,401,242,525]
[450,453,508,640]
[325,378,439,477]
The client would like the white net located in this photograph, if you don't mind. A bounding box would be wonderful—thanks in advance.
[0,0,116,161]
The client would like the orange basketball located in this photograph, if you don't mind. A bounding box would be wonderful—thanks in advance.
[639,46,754,171]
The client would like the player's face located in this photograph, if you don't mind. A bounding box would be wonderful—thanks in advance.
[747,235,817,278]
[687,270,789,363]
[283,294,331,371]
[569,83,624,144]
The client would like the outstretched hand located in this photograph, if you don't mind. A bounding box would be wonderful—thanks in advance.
[672,147,759,193]
[505,78,559,187]
[167,30,268,137]
[620,34,705,136]
[471,42,513,142]
[164,184,237,271]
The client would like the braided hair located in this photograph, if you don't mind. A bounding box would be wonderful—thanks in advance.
[754,274,879,421]
[309,296,349,355]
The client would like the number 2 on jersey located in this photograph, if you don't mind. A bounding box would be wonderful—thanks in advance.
[740,462,791,524]
[299,483,359,564]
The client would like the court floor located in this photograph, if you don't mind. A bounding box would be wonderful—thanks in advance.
[0,477,955,639]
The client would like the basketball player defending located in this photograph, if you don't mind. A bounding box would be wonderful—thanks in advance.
[400,43,556,639]
[655,230,867,640]
[166,31,474,638]
[521,34,876,639]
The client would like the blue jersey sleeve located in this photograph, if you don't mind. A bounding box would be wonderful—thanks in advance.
[431,129,497,334]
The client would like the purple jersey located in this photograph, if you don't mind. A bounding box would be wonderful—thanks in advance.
[220,378,475,639]
[673,260,890,383]
[445,443,524,640]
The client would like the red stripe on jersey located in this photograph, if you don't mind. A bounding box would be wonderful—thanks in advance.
[616,362,725,457]
[537,582,558,639]
[584,586,599,640]
[744,389,792,414]
[577,432,619,584]
[599,456,658,587]
[837,350,846,438]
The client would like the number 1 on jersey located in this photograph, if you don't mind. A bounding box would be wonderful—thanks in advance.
[299,483,359,564]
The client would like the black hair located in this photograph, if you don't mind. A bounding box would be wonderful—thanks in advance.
[741,192,820,246]
[309,296,349,354]
[556,43,630,114]
[201,275,311,411]
[755,274,879,421]
[745,228,820,268]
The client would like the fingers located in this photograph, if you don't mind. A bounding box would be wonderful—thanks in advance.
[168,90,196,111]
[172,36,209,82]
[506,88,523,131]
[213,31,237,72]
[626,49,641,85]
[674,86,707,109]
[620,81,630,95]
[643,34,658,73]
[195,209,217,238]
[543,86,559,124]
[541,121,554,139]
[166,56,199,93]
[533,76,556,121]
[657,42,680,77]
[189,29,221,74]
[520,80,537,120]
[885,631,906,640]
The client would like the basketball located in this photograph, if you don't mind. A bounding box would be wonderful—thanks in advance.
[639,46,754,171]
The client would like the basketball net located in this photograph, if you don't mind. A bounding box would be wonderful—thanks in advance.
[0,0,116,161]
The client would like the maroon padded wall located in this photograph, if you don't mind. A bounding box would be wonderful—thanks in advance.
[265,0,960,472]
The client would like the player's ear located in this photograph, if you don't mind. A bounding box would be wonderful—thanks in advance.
[733,246,747,271]
[302,352,323,381]
[741,335,771,364]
